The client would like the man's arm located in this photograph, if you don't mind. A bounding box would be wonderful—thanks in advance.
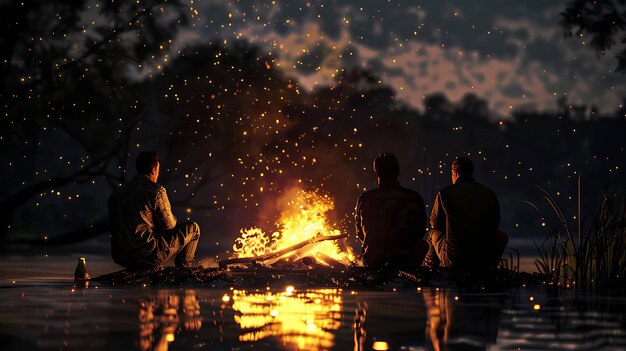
[430,192,446,231]
[155,188,177,230]
[355,196,364,243]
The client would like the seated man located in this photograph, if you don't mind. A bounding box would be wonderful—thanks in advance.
[355,153,428,269]
[108,151,201,269]
[424,156,508,270]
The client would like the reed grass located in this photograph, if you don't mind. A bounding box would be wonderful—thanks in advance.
[499,248,520,273]
[529,179,626,291]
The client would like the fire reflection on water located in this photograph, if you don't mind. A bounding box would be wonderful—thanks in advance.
[134,287,504,351]
[5,282,626,350]
[135,287,499,351]
[138,289,202,351]
[230,287,343,350]
[136,287,342,351]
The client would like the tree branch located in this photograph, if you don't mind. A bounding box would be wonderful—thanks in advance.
[22,6,153,92]
[7,218,109,246]
[0,149,116,215]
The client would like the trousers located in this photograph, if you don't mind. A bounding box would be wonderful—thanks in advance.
[144,221,201,268]
[424,229,447,268]
[424,229,508,269]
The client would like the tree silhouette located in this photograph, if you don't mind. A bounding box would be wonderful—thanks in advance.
[0,1,187,243]
[454,93,491,122]
[153,41,303,217]
[561,0,626,72]
[423,93,453,121]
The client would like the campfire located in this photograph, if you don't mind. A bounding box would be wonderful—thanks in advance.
[219,189,355,269]
[94,186,539,290]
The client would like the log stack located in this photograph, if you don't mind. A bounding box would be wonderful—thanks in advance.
[89,234,549,291]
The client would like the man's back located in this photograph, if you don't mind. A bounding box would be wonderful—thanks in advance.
[108,175,176,267]
[431,180,500,269]
[356,183,426,267]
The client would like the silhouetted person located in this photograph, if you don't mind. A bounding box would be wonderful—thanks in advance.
[108,152,201,269]
[355,153,428,269]
[424,157,508,270]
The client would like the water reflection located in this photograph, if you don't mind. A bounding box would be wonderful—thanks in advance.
[498,293,626,350]
[349,289,503,351]
[423,289,503,351]
[350,291,428,350]
[5,281,626,351]
[138,289,201,351]
[230,287,343,350]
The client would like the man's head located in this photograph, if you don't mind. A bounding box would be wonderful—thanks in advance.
[451,156,473,184]
[136,151,160,182]
[373,153,400,182]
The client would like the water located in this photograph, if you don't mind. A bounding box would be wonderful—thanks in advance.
[1,255,625,350]
[2,279,626,351]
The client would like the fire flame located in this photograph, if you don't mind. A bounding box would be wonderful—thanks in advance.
[232,188,354,264]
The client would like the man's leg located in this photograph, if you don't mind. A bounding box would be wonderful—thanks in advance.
[151,221,201,267]
[423,229,446,268]
[173,222,201,267]
[423,236,439,268]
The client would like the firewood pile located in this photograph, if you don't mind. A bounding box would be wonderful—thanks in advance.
[90,262,546,292]
[89,235,547,291]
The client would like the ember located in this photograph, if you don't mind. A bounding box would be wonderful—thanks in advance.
[231,188,355,266]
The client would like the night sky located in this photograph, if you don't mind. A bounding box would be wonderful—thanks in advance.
[1,0,625,271]
[179,0,625,116]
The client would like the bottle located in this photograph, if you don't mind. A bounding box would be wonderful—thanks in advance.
[75,257,90,281]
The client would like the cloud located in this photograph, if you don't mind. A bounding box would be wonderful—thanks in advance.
[501,82,529,99]
[185,0,626,116]
[382,42,555,116]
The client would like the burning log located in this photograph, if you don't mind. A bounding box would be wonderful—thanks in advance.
[218,233,348,269]
[313,252,345,269]
[271,255,334,270]
[264,242,320,266]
